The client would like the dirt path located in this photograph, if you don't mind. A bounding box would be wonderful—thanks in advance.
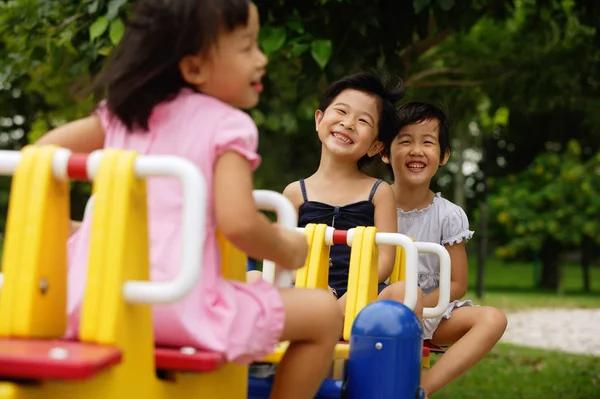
[500,308,600,356]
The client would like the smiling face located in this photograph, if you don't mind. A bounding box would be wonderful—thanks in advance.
[384,118,450,187]
[315,89,383,162]
[180,3,267,109]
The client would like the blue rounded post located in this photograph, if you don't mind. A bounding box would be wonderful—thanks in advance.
[247,257,258,271]
[248,375,343,398]
[347,300,422,399]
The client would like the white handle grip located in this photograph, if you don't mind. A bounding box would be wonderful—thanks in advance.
[374,233,419,311]
[62,153,207,304]
[0,149,208,304]
[121,155,207,304]
[253,190,296,288]
[294,227,419,311]
[416,242,451,318]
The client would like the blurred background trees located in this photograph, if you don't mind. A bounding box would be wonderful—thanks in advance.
[1,0,599,292]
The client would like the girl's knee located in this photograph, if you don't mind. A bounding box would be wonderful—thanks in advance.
[480,306,508,334]
[246,270,263,283]
[318,290,344,330]
[301,289,344,334]
[416,285,424,297]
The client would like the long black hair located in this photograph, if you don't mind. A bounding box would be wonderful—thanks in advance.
[92,0,250,131]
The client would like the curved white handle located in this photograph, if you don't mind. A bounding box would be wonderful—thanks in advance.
[0,149,207,304]
[253,190,296,288]
[374,233,419,311]
[122,155,207,304]
[416,242,451,318]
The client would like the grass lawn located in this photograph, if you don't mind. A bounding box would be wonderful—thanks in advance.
[466,257,600,310]
[430,258,600,399]
[432,343,600,399]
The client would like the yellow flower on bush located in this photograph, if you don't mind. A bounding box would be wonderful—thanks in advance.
[497,212,509,224]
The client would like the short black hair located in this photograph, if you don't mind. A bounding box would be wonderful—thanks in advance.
[92,0,250,131]
[382,101,451,163]
[318,71,406,169]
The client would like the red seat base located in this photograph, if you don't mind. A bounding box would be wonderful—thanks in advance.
[154,346,224,372]
[0,338,122,381]
[422,346,430,357]
[423,340,446,353]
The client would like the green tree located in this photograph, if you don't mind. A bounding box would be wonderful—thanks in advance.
[488,140,600,291]
[0,0,513,187]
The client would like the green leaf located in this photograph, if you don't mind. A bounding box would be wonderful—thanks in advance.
[107,0,128,21]
[437,0,455,11]
[89,16,108,41]
[291,43,310,58]
[58,29,74,46]
[250,109,266,127]
[413,0,431,14]
[88,0,99,14]
[493,107,509,126]
[310,39,332,70]
[97,46,112,56]
[260,26,286,55]
[109,18,125,45]
[286,20,304,33]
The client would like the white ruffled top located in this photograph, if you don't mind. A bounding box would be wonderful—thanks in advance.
[397,192,474,294]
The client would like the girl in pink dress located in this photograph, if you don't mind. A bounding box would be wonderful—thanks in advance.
[36,1,343,398]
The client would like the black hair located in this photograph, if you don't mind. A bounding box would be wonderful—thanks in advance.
[382,101,451,165]
[92,0,251,131]
[318,71,406,169]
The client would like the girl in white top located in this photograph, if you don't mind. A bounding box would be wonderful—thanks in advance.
[381,102,508,398]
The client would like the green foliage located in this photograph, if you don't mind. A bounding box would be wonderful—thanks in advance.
[1,0,505,190]
[488,140,600,259]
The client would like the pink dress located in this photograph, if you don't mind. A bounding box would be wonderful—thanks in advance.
[66,89,285,364]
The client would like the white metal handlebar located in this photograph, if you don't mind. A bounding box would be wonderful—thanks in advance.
[0,150,207,305]
[253,190,296,288]
[416,242,451,318]
[294,227,419,311]
[123,155,206,304]
[373,232,419,310]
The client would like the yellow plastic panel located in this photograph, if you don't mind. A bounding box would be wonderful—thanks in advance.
[342,227,363,340]
[293,223,316,288]
[263,341,349,364]
[389,246,406,284]
[343,227,379,340]
[78,149,155,394]
[304,224,330,290]
[218,232,247,282]
[0,145,69,338]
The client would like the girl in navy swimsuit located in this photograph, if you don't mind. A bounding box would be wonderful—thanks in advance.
[282,72,424,318]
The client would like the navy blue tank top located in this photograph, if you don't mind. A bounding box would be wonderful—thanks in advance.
[297,179,383,297]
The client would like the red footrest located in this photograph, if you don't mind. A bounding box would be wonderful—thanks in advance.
[154,346,224,372]
[422,346,430,357]
[423,340,446,353]
[0,338,122,380]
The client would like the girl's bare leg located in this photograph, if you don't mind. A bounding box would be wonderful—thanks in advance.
[378,281,424,323]
[270,288,343,399]
[421,306,507,396]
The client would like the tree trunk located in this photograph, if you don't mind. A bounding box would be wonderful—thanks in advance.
[452,137,466,210]
[581,236,592,293]
[539,239,561,292]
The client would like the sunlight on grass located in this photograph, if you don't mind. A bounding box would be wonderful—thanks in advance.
[432,343,600,399]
